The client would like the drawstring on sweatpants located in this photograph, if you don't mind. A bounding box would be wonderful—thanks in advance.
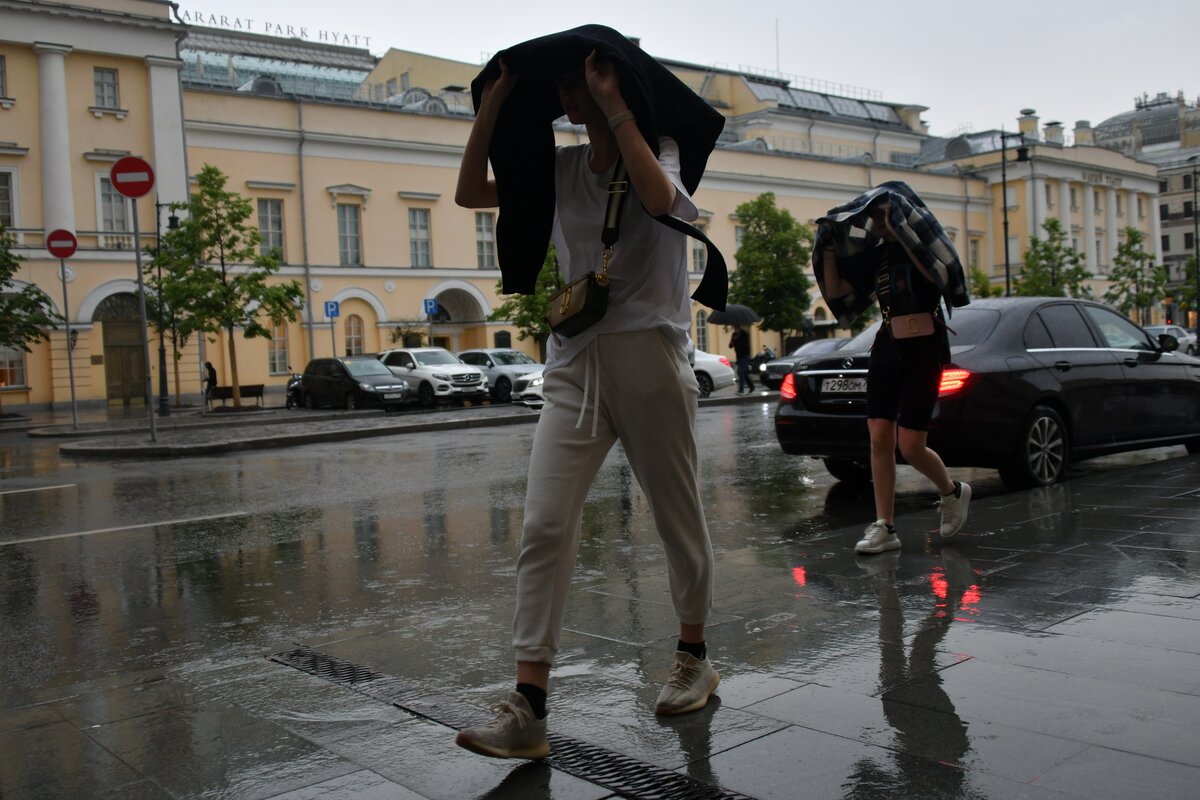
[573,339,602,437]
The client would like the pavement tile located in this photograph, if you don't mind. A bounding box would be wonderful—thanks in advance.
[0,702,65,735]
[1049,586,1200,622]
[1030,744,1200,800]
[1040,607,1200,654]
[980,548,1200,598]
[263,769,425,799]
[0,721,147,800]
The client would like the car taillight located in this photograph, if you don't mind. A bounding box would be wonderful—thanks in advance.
[938,368,971,396]
[781,372,796,400]
[719,356,732,368]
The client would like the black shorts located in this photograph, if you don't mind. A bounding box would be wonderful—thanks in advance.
[866,335,944,431]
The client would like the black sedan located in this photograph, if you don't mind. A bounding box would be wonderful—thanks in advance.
[774,298,1200,489]
[760,337,852,389]
[299,356,410,411]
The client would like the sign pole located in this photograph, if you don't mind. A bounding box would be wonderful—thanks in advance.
[58,258,79,430]
[330,320,336,356]
[131,201,157,442]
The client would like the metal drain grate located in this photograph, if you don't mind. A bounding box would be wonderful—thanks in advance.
[271,646,753,800]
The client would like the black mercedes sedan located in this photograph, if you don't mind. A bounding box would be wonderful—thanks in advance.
[774,298,1200,489]
[299,356,411,411]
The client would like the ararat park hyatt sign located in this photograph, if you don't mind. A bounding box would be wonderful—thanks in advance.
[177,8,372,48]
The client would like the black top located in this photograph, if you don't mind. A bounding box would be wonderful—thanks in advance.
[873,242,950,365]
[730,328,750,360]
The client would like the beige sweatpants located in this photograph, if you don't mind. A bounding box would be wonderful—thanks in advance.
[513,328,714,665]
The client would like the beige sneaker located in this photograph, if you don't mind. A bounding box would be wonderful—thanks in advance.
[455,691,549,760]
[655,651,720,716]
[939,481,972,537]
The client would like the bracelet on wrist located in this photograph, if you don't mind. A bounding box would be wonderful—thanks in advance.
[607,110,636,131]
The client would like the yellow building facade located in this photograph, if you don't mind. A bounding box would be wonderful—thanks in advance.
[0,1,1159,411]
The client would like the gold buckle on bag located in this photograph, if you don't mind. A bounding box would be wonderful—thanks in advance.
[558,285,573,316]
[907,317,919,335]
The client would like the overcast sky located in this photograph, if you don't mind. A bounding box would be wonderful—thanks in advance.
[176,0,1198,138]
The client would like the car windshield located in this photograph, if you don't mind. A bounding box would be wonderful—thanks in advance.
[842,308,1001,352]
[343,358,391,377]
[492,351,537,365]
[415,350,461,366]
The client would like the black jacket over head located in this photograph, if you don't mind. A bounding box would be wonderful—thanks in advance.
[470,24,728,309]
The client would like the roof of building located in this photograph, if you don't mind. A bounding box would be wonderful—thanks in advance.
[1095,93,1184,148]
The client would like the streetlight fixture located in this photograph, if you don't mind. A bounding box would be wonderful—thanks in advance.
[154,198,179,418]
[1189,154,1199,338]
[999,128,1030,297]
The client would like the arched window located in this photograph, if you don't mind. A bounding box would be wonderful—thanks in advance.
[814,307,827,322]
[494,330,512,348]
[694,310,709,352]
[344,314,364,356]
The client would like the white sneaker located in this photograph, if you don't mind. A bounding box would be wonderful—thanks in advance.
[455,691,549,760]
[939,481,972,537]
[855,519,901,554]
[655,651,720,716]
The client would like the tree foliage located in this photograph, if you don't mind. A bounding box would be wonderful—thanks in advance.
[489,245,559,361]
[729,193,813,348]
[1102,228,1166,324]
[969,265,1004,299]
[158,165,304,408]
[0,227,61,411]
[1013,218,1091,299]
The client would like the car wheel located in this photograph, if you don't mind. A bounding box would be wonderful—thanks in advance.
[345,393,358,410]
[696,373,714,398]
[304,392,316,410]
[1001,405,1069,489]
[418,382,436,408]
[823,458,872,484]
[494,378,512,403]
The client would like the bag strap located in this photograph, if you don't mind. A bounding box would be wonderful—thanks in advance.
[596,158,629,284]
[653,213,728,311]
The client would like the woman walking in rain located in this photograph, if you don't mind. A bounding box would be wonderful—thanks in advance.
[452,25,728,759]
[814,182,972,555]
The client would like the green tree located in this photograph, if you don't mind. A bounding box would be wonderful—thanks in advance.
[729,192,813,350]
[0,226,61,414]
[1168,255,1198,331]
[161,165,304,408]
[145,224,200,407]
[1102,228,1165,324]
[1014,218,1092,299]
[489,245,559,361]
[969,265,1004,298]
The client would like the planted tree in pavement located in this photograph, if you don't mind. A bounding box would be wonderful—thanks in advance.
[1014,218,1091,299]
[489,245,558,362]
[730,192,812,351]
[1103,228,1165,324]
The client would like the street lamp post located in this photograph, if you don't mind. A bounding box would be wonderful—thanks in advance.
[154,198,179,418]
[1189,155,1199,338]
[999,128,1030,296]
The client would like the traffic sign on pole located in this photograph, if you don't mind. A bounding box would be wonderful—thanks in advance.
[324,300,340,318]
[46,229,78,259]
[109,156,155,199]
[423,298,438,316]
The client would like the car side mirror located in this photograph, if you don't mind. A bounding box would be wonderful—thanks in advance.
[1158,333,1179,353]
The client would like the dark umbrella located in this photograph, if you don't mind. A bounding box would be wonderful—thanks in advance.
[708,304,760,326]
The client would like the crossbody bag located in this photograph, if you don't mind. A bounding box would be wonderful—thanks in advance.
[877,249,937,339]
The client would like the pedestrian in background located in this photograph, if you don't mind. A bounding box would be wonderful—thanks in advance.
[452,25,728,761]
[814,182,972,555]
[729,323,751,394]
[203,361,217,400]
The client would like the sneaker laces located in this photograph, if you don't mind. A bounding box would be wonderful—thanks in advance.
[666,659,700,690]
[486,700,531,730]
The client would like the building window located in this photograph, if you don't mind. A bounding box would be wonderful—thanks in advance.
[1116,195,1123,216]
[0,170,13,228]
[1045,184,1054,209]
[409,208,431,267]
[344,314,364,355]
[691,223,707,272]
[1093,190,1101,213]
[1004,186,1018,208]
[1137,197,1144,219]
[1186,201,1195,219]
[0,56,7,98]
[968,238,980,268]
[1159,179,1169,193]
[0,345,26,388]
[1071,237,1079,252]
[98,175,130,248]
[493,330,512,348]
[337,203,362,266]
[1160,204,1169,220]
[475,212,495,269]
[93,68,119,108]
[1185,174,1194,191]
[257,199,284,262]
[1162,234,1170,252]
[267,322,288,374]
[694,310,709,352]
[1070,187,1078,210]
[1187,233,1196,251]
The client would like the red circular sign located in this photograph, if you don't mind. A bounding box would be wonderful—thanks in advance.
[109,156,155,199]
[46,229,78,259]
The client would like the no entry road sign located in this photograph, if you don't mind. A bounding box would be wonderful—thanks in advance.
[109,156,155,199]
[46,229,78,259]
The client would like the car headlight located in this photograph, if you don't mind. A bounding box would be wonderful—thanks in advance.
[432,373,450,381]
[358,382,375,391]
[530,376,544,387]
[758,363,767,372]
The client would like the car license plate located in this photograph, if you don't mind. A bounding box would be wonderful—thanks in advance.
[383,393,403,399]
[822,377,866,393]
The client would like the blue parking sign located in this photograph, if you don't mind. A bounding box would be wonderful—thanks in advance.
[324,300,339,318]
[423,299,438,316]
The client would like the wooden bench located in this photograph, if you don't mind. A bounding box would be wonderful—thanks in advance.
[207,384,264,408]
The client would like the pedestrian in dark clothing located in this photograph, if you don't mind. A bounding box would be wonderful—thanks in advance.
[729,324,751,394]
[203,362,217,399]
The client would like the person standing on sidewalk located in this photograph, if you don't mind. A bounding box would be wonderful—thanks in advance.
[452,25,727,760]
[814,182,972,554]
[729,323,752,394]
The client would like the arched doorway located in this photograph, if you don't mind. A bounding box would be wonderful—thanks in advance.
[430,286,488,351]
[93,293,145,407]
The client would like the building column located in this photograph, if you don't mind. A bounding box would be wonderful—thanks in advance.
[1126,188,1139,239]
[1150,195,1164,269]
[1059,179,1072,231]
[34,42,75,234]
[146,56,188,208]
[1105,186,1118,270]
[1083,183,1097,273]
[1032,173,1047,233]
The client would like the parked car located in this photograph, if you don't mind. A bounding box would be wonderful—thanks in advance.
[1144,324,1197,355]
[760,338,853,390]
[298,356,410,411]
[511,369,545,408]
[377,347,489,408]
[457,348,543,403]
[774,298,1200,489]
[692,349,736,398]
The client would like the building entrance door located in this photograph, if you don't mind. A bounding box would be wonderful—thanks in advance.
[93,294,146,407]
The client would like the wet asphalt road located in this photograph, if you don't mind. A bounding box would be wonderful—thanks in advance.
[1,402,1197,799]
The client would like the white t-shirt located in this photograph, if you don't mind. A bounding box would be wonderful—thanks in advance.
[546,136,698,371]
